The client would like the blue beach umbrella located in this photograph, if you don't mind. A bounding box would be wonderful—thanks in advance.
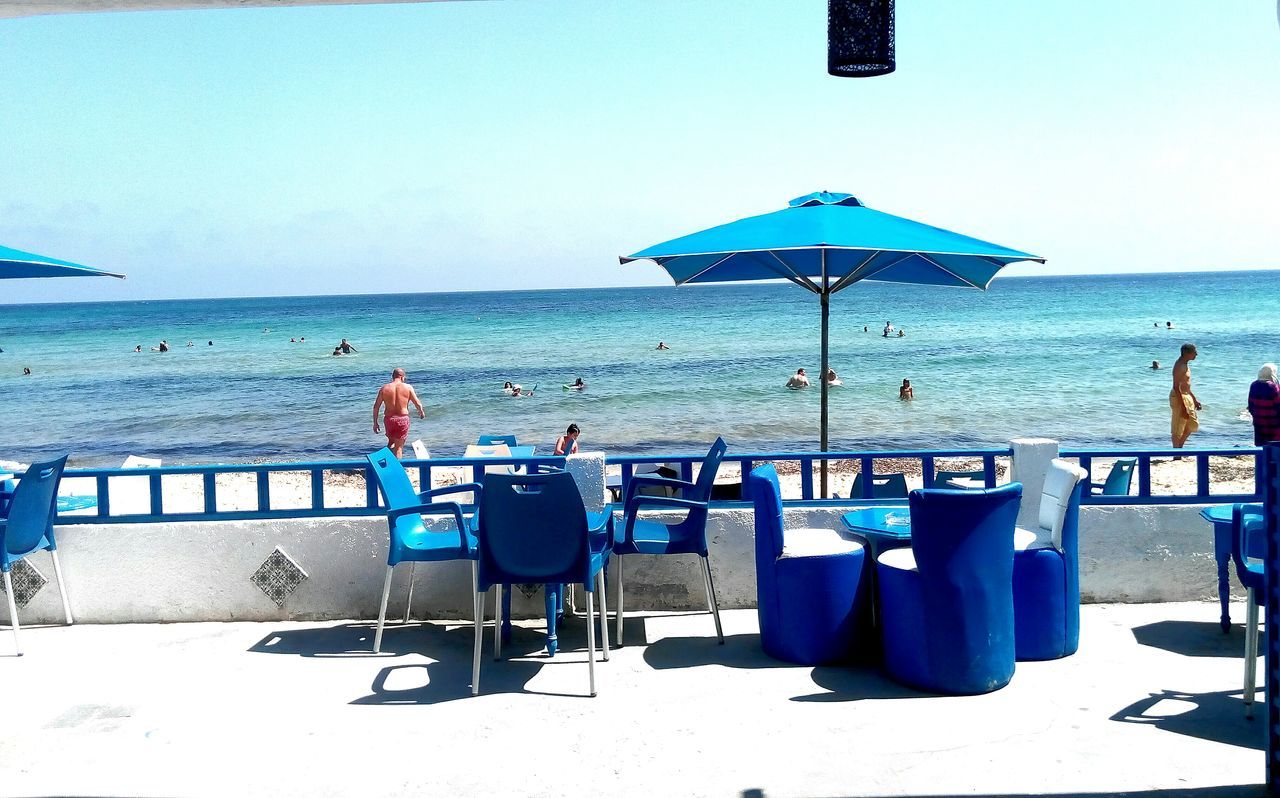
[0,244,124,280]
[621,191,1043,495]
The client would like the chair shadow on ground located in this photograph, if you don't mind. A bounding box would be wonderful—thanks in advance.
[248,616,606,704]
[1111,687,1265,751]
[641,631,930,702]
[1131,620,1249,659]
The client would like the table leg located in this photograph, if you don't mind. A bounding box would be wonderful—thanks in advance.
[544,583,559,656]
[1218,554,1232,633]
[501,585,513,644]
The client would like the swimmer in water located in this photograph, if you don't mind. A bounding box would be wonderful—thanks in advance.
[656,341,670,350]
[786,368,810,389]
[826,367,839,384]
[1151,360,1161,370]
[571,377,585,389]
[22,367,31,376]
[332,347,343,356]
[208,341,214,346]
[897,329,905,338]
[134,345,142,353]
[899,379,914,400]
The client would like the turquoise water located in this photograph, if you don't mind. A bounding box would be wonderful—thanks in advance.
[0,271,1277,466]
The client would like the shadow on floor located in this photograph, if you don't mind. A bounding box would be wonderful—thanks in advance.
[643,632,926,702]
[1111,687,1265,751]
[1131,620,1249,659]
[739,787,1267,798]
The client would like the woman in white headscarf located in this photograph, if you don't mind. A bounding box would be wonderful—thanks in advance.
[1247,363,1280,445]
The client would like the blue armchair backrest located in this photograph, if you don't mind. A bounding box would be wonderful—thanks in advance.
[477,471,589,587]
[1231,502,1266,578]
[851,472,909,499]
[1100,458,1136,495]
[3,455,68,558]
[691,437,728,499]
[478,434,518,447]
[366,448,417,510]
[747,464,786,561]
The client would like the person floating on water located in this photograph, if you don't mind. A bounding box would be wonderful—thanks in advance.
[656,341,670,350]
[510,384,535,397]
[186,341,194,347]
[554,423,581,456]
[825,367,840,385]
[151,340,169,353]
[290,338,297,343]
[899,379,914,400]
[1151,360,1161,370]
[569,377,586,390]
[1247,363,1280,445]
[338,338,357,354]
[22,367,31,376]
[1166,321,1174,329]
[897,329,905,338]
[786,368,810,389]
[299,337,305,343]
[1170,342,1201,449]
[332,347,343,356]
[373,367,426,459]
[864,326,869,333]
[134,345,142,353]
[208,341,214,346]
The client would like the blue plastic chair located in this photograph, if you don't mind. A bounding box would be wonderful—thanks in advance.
[849,472,909,499]
[748,464,869,664]
[934,469,986,488]
[474,470,611,696]
[1231,502,1266,717]
[877,483,1023,694]
[365,447,483,654]
[477,434,518,447]
[613,437,727,646]
[1011,459,1088,661]
[1090,458,1136,496]
[1,456,73,655]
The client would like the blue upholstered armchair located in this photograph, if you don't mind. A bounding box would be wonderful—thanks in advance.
[1012,459,1088,661]
[748,465,869,665]
[877,483,1023,694]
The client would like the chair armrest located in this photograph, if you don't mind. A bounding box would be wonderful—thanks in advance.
[418,482,483,504]
[621,495,706,545]
[622,474,696,504]
[388,501,469,550]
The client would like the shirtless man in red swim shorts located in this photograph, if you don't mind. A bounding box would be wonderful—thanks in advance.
[373,368,426,458]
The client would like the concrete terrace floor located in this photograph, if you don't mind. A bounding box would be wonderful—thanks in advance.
[0,603,1268,798]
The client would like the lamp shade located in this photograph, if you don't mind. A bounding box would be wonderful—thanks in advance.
[828,0,895,77]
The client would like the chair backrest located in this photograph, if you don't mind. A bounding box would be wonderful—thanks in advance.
[935,469,986,488]
[410,440,430,461]
[477,470,589,587]
[477,434,518,447]
[691,437,728,500]
[4,456,68,558]
[365,448,418,510]
[1100,458,1136,496]
[747,464,786,561]
[850,472,909,499]
[907,482,1023,688]
[1037,459,1088,550]
[465,443,514,475]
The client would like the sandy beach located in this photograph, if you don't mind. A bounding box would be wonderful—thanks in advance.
[40,452,1258,516]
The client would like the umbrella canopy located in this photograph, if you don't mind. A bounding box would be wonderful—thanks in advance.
[622,191,1043,495]
[0,244,125,280]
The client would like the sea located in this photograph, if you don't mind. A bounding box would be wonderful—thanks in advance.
[1,271,1277,467]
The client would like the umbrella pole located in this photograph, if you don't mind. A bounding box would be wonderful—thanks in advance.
[820,273,830,499]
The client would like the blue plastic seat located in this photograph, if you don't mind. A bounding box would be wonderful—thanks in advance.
[877,483,1023,694]
[934,469,987,489]
[1090,458,1136,496]
[613,438,727,646]
[748,464,869,664]
[477,434,518,447]
[849,472,909,499]
[474,470,612,696]
[1012,459,1088,661]
[1232,503,1266,717]
[1,456,73,655]
[366,447,483,654]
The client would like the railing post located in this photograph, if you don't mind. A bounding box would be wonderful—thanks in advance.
[256,471,271,512]
[1079,455,1092,488]
[1195,454,1211,498]
[982,454,996,488]
[681,461,694,483]
[799,458,813,500]
[96,475,110,517]
[310,469,325,511]
[620,462,633,502]
[921,456,935,488]
[366,467,380,508]
[1138,456,1153,498]
[149,473,163,517]
[859,456,874,499]
[1258,451,1267,500]
[203,472,217,514]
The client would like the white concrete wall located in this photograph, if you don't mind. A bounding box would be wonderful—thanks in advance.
[13,502,1231,624]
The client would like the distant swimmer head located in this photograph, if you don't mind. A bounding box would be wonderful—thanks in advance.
[1151,360,1160,370]
[503,381,513,389]
[22,367,31,376]
[1166,321,1173,328]
[1260,363,1278,382]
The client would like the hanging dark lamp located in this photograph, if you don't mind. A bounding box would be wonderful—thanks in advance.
[828,0,895,77]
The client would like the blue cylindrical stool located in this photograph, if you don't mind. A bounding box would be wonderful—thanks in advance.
[749,465,869,665]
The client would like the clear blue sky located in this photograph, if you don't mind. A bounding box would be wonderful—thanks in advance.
[1,0,1278,302]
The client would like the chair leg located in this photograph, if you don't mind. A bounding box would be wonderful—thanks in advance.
[1245,586,1259,718]
[373,565,394,654]
[4,570,21,656]
[494,585,503,661]
[586,586,597,697]
[615,555,626,647]
[50,550,73,625]
[597,569,610,661]
[472,563,483,697]
[701,555,724,644]
[403,561,418,624]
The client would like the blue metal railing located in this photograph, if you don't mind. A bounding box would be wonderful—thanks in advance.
[40,445,1262,525]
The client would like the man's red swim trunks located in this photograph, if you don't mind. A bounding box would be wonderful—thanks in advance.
[384,414,410,441]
